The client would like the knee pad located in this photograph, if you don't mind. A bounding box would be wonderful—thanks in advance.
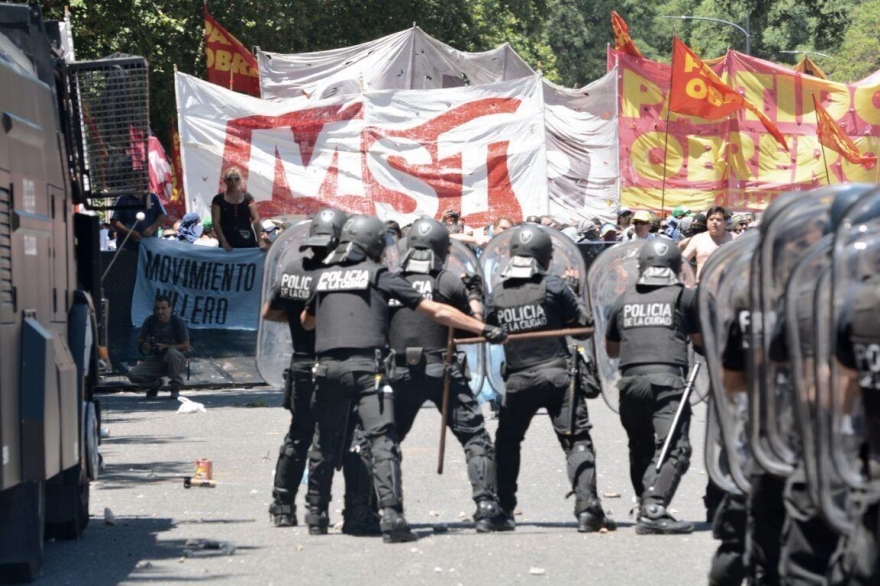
[464,433,494,460]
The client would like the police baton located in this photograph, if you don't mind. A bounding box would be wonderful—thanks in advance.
[655,363,701,473]
[437,328,456,474]
[452,327,594,346]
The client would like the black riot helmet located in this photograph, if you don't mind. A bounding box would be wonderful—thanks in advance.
[502,224,553,279]
[402,217,448,274]
[324,215,387,264]
[300,208,349,252]
[826,184,877,234]
[637,238,682,286]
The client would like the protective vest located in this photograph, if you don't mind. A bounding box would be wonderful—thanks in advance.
[618,284,688,369]
[388,270,448,354]
[493,276,566,371]
[313,260,388,355]
[277,257,318,356]
[849,279,880,456]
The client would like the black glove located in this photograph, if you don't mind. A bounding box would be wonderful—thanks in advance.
[461,274,485,301]
[482,324,507,344]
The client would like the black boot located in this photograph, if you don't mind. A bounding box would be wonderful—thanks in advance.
[636,503,693,535]
[577,510,617,533]
[268,503,297,527]
[305,505,329,535]
[474,500,515,533]
[342,504,381,536]
[380,508,417,544]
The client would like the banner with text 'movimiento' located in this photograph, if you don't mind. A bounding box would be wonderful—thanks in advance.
[615,49,880,211]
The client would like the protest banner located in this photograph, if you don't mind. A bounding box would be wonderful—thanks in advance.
[132,239,264,330]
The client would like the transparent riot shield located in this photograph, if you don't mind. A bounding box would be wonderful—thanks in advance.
[784,237,832,510]
[813,268,854,533]
[393,237,486,395]
[256,220,312,389]
[698,231,759,495]
[586,241,698,413]
[829,191,880,491]
[749,191,835,477]
[481,226,588,397]
[705,399,743,496]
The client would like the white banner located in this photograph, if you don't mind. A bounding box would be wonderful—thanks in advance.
[176,72,548,225]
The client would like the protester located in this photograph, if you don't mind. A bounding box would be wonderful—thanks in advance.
[110,188,167,251]
[261,219,280,248]
[176,212,203,243]
[665,206,690,241]
[195,217,220,247]
[682,206,733,280]
[627,210,655,241]
[601,223,619,242]
[211,167,266,251]
[617,208,633,231]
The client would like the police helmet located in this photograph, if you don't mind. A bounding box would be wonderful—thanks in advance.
[826,184,877,234]
[300,208,349,251]
[637,238,682,286]
[402,217,448,274]
[502,224,553,279]
[324,215,387,264]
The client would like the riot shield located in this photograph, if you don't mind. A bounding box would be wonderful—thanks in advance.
[256,220,311,389]
[784,236,832,510]
[749,191,835,477]
[705,398,743,496]
[394,237,486,395]
[481,226,588,397]
[813,268,854,533]
[829,190,880,491]
[698,231,759,495]
[586,240,699,413]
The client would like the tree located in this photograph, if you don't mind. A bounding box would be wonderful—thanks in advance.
[823,0,880,82]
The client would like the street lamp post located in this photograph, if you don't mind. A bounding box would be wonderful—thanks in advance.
[660,14,751,55]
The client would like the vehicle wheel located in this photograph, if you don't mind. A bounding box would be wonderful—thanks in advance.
[0,481,44,584]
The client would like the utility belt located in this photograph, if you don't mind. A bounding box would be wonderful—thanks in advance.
[313,348,396,394]
[502,357,568,378]
[621,364,686,377]
[394,347,470,380]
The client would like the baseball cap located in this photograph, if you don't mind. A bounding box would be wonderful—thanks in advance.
[632,210,652,223]
[261,219,277,233]
[671,206,690,219]
[617,207,632,217]
[600,223,618,236]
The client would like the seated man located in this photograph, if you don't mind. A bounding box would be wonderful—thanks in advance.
[128,295,191,398]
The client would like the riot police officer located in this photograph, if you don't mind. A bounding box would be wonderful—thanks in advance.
[262,209,378,534]
[485,224,612,532]
[302,215,506,543]
[388,217,507,532]
[830,275,880,585]
[604,238,701,534]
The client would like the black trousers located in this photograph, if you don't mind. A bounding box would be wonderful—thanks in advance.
[745,468,786,586]
[779,463,840,585]
[495,365,600,516]
[307,356,403,510]
[617,373,692,508]
[827,490,880,586]
[709,492,748,586]
[393,365,497,503]
[272,359,373,511]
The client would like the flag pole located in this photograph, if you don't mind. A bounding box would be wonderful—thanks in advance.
[812,92,833,185]
[660,36,676,219]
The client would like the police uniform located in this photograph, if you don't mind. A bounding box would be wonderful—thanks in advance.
[485,225,609,532]
[605,239,698,534]
[828,276,880,586]
[388,218,506,531]
[267,253,376,532]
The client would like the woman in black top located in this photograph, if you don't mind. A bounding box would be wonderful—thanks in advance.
[211,167,267,251]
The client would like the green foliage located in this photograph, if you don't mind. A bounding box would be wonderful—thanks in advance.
[34,0,880,144]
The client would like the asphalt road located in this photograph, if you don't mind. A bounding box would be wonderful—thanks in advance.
[41,388,719,586]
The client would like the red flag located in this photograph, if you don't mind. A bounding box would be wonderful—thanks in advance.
[669,37,787,149]
[611,11,644,58]
[204,4,260,97]
[812,94,877,168]
[148,134,185,221]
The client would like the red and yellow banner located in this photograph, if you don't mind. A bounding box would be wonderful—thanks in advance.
[611,12,643,58]
[813,93,877,168]
[204,5,260,97]
[170,121,186,207]
[614,46,880,211]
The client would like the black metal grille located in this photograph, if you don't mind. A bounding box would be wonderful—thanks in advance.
[66,56,150,211]
[0,184,11,313]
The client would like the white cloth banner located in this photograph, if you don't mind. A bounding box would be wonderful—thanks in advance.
[258,27,535,101]
[176,72,548,225]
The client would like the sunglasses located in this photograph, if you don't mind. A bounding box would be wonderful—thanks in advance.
[632,220,649,226]
[225,175,241,182]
